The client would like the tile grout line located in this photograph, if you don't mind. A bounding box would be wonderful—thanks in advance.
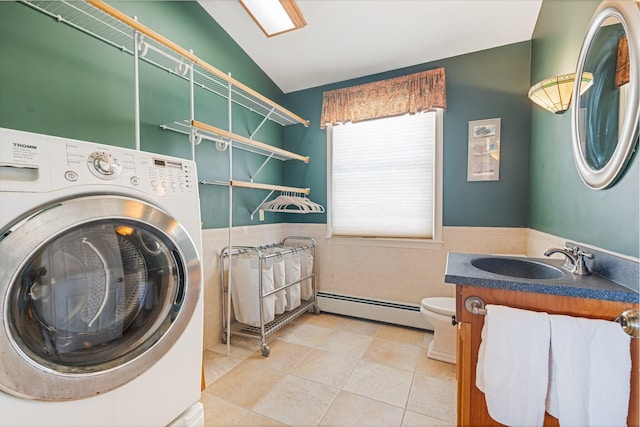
[400,370,420,427]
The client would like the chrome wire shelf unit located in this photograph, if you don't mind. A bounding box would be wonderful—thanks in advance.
[20,0,309,128]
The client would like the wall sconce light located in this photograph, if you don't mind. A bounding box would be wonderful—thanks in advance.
[528,72,594,114]
[240,0,307,38]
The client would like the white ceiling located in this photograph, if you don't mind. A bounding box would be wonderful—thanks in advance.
[198,0,543,94]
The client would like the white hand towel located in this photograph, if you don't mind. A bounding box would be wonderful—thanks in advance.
[546,314,631,427]
[477,305,550,427]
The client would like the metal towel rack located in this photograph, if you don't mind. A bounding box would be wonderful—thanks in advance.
[464,295,639,338]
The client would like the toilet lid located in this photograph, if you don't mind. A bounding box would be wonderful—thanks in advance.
[421,297,455,316]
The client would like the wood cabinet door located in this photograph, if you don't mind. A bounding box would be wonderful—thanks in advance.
[456,284,639,427]
[457,322,472,426]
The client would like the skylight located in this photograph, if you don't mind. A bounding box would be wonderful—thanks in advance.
[239,0,306,37]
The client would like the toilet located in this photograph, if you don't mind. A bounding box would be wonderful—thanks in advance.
[420,297,457,364]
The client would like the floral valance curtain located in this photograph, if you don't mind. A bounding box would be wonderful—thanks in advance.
[320,67,446,129]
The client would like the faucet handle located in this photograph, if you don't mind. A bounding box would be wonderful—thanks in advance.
[577,249,594,259]
[574,250,593,275]
[565,246,579,255]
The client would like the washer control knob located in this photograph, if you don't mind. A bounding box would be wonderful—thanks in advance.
[94,155,118,175]
[88,152,122,179]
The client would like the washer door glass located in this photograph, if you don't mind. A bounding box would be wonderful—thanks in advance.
[10,220,182,370]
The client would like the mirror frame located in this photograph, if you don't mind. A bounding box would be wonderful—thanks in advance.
[571,1,640,190]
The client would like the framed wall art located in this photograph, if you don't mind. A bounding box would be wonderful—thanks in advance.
[467,118,501,182]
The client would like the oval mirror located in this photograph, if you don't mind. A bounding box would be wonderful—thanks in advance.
[571,1,640,190]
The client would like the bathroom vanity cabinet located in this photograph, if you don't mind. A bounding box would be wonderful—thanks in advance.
[455,284,639,427]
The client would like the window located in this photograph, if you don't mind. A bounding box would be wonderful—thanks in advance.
[328,110,443,241]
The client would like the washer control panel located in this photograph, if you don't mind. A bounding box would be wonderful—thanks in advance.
[79,149,195,195]
[72,145,196,196]
[0,127,197,198]
[76,146,196,196]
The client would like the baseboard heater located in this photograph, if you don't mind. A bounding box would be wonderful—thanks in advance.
[316,291,433,331]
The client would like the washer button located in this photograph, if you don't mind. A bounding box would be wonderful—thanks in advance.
[64,171,78,182]
[130,176,140,186]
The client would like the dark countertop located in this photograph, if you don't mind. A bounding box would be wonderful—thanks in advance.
[445,252,639,303]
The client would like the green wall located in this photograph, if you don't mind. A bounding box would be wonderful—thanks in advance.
[2,1,637,258]
[284,0,639,258]
[529,0,639,258]
[0,1,289,228]
[283,42,533,227]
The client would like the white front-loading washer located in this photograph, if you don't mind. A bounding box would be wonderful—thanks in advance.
[0,127,204,426]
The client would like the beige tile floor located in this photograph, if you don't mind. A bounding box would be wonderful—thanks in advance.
[200,313,456,427]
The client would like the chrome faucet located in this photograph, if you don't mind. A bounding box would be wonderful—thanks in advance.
[544,246,593,275]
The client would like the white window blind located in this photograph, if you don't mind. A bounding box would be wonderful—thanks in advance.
[330,111,437,238]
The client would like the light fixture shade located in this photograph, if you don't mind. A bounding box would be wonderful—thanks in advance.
[240,0,306,38]
[528,72,594,114]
